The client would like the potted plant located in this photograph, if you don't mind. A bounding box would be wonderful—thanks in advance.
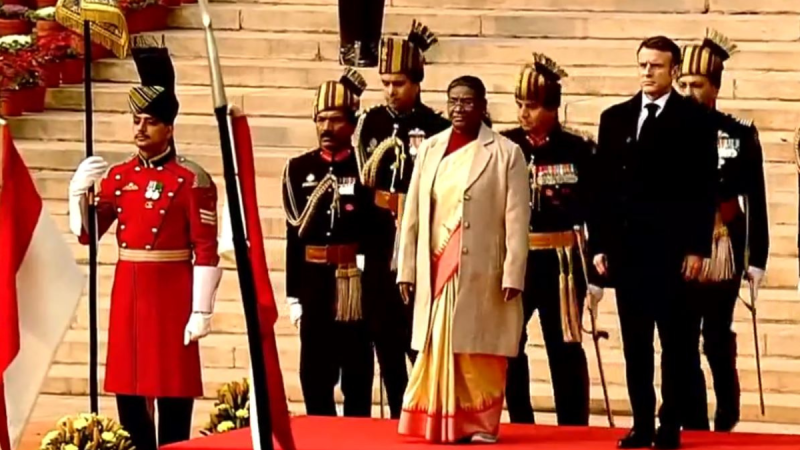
[32,7,62,36]
[0,53,37,116]
[0,5,31,37]
[200,379,251,436]
[41,31,83,84]
[120,0,169,34]
[40,414,135,450]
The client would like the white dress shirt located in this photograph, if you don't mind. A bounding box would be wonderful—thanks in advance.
[636,90,671,139]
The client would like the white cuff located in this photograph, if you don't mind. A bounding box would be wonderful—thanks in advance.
[356,254,365,271]
[286,296,300,306]
[193,266,223,313]
[68,193,88,237]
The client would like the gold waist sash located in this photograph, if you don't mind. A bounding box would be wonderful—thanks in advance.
[118,249,192,262]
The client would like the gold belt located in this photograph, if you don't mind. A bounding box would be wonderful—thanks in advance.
[375,190,404,215]
[118,248,192,262]
[528,231,576,250]
[305,244,358,265]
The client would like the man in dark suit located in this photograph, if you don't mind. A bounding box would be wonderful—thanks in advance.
[588,36,718,449]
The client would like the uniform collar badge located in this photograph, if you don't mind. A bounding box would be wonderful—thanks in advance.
[122,182,138,191]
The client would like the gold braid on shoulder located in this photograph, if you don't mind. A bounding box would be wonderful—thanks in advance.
[282,161,340,238]
[361,136,403,188]
[352,105,378,184]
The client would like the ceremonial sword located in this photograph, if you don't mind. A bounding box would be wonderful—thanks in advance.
[740,194,765,416]
[196,1,274,447]
[574,226,615,427]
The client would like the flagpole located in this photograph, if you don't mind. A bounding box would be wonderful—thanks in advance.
[196,1,272,448]
[82,19,99,415]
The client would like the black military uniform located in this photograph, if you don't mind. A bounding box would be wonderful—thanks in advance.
[282,69,375,417]
[355,19,450,419]
[338,0,385,67]
[501,54,592,426]
[679,31,769,432]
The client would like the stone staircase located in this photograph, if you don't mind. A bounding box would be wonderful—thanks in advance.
[18,0,800,427]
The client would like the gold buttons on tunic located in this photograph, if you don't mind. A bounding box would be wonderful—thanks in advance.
[115,174,121,180]
[145,245,152,250]
[462,247,468,254]
[121,242,127,248]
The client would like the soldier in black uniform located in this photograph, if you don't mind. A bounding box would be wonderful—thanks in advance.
[499,53,599,426]
[354,19,450,420]
[338,0,385,67]
[677,29,769,432]
[282,68,375,417]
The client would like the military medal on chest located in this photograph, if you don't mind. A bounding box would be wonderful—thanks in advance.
[144,181,164,200]
[408,128,426,158]
[717,130,740,168]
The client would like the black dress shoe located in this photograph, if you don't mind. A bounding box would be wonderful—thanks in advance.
[653,427,680,449]
[617,429,654,449]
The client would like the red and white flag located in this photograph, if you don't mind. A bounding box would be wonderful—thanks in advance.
[219,114,295,450]
[0,124,85,450]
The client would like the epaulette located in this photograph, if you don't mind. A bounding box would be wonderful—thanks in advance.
[736,116,754,128]
[355,103,381,120]
[563,125,597,144]
[100,154,137,180]
[176,156,213,188]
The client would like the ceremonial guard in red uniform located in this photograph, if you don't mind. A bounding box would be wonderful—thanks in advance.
[67,39,222,450]
[354,19,450,419]
[677,29,769,432]
[282,68,374,417]
[499,54,598,426]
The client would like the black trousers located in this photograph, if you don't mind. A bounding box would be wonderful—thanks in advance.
[116,395,193,450]
[338,0,385,55]
[299,314,374,417]
[505,250,590,425]
[682,278,741,432]
[612,249,696,434]
[365,267,416,419]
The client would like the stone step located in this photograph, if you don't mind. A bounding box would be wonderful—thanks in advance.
[393,0,800,14]
[52,323,800,397]
[60,231,286,270]
[29,161,284,208]
[40,361,800,424]
[16,138,302,180]
[9,113,800,170]
[135,27,800,72]
[47,83,800,135]
[91,57,800,101]
[165,4,800,42]
[209,0,800,15]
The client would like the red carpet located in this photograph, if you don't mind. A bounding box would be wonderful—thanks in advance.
[164,416,800,449]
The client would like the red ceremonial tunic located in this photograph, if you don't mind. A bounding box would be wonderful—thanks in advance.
[79,148,219,398]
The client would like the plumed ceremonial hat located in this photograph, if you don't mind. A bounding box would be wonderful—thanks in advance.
[514,52,568,110]
[128,35,179,125]
[680,28,738,88]
[313,67,367,119]
[379,19,438,83]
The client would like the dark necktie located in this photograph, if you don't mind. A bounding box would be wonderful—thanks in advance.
[638,103,660,143]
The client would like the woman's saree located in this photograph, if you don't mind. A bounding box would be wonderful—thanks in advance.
[398,138,508,443]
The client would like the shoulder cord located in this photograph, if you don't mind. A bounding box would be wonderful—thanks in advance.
[282,162,340,237]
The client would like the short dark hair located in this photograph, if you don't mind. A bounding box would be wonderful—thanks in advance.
[637,36,681,67]
[447,75,487,100]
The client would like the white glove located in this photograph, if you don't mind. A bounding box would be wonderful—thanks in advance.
[183,313,212,345]
[69,156,108,195]
[746,266,765,300]
[68,156,108,236]
[587,284,604,314]
[184,266,223,345]
[356,254,365,271]
[287,297,302,328]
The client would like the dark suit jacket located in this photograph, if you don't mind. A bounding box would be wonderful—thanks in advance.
[588,90,718,283]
